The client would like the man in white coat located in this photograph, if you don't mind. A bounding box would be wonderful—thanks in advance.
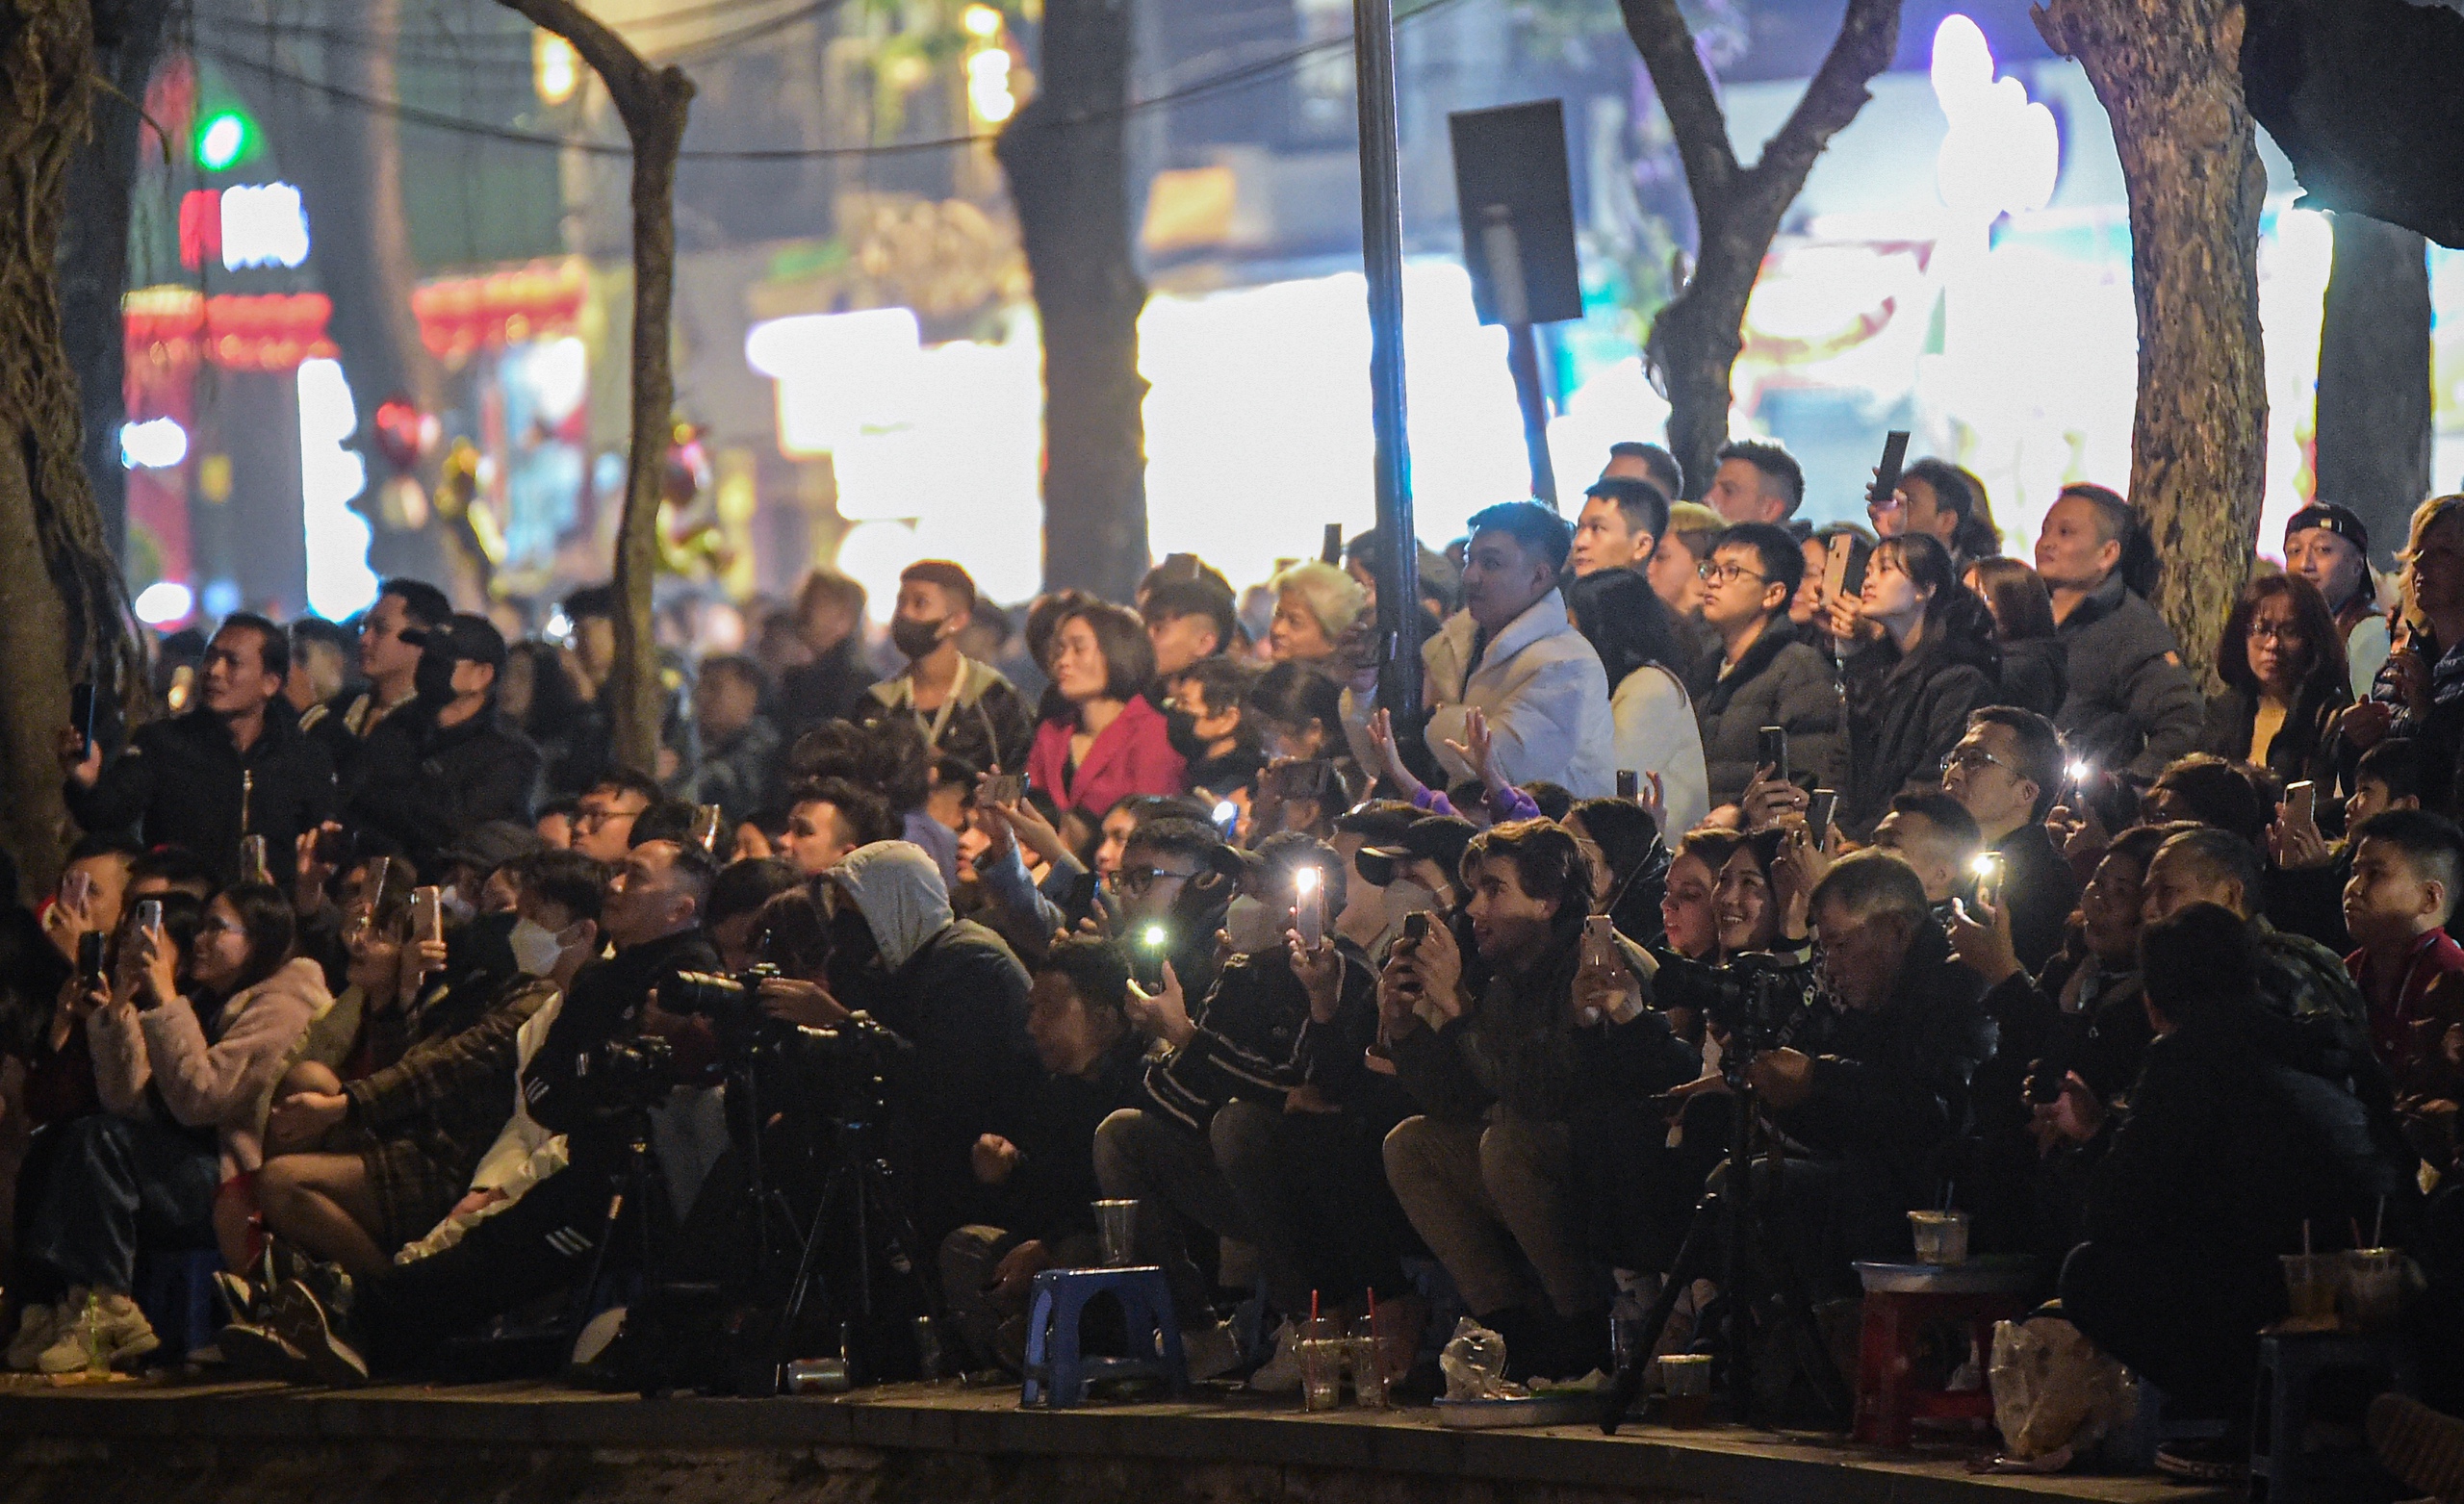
[1346,500,1617,799]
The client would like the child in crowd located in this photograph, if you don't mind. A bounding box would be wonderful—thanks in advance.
[2341,808,2464,1090]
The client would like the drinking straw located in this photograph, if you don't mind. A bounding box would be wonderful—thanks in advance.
[2352,1218,2365,1250]
[2303,1220,2313,1257]
[1310,1289,1320,1323]
[2374,1197,2387,1249]
[1940,1181,1955,1212]
[1366,1288,1376,1324]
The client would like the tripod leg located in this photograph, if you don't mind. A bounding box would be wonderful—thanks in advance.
[1600,1183,1728,1434]
[768,1160,853,1377]
[1737,1146,1854,1427]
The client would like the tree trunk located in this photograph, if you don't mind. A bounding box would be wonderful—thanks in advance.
[0,0,144,899]
[1616,0,1901,498]
[2035,0,2270,690]
[2315,212,2430,561]
[496,0,691,777]
[59,0,172,557]
[997,0,1150,601]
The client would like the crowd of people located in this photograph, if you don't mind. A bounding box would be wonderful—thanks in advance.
[2,437,2461,1486]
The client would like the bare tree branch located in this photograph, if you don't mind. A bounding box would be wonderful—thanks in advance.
[1613,0,1736,209]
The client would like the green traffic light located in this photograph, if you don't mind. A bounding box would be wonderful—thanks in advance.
[196,112,248,170]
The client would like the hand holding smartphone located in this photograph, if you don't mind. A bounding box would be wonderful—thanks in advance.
[410,885,445,943]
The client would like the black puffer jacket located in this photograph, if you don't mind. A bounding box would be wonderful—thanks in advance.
[1992,636,2067,719]
[65,703,337,884]
[342,704,542,876]
[2054,575,2204,779]
[1687,621,1846,808]
[1768,924,1999,1205]
[1837,630,2000,841]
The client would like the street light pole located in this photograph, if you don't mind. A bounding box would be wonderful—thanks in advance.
[1354,0,1421,727]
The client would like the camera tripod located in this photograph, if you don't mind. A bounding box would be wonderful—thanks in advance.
[1599,1076,1854,1434]
[763,1091,943,1389]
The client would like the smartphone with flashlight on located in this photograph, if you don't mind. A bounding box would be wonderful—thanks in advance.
[1970,852,2005,908]
[1291,864,1326,948]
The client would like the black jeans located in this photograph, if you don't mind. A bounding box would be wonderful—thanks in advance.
[359,1144,628,1372]
[21,1113,219,1295]
[2060,1239,2285,1419]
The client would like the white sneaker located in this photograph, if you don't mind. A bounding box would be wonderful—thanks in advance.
[6,1296,72,1372]
[36,1291,159,1374]
[1246,1318,1305,1393]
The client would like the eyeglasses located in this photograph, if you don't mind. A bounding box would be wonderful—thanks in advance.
[1109,864,1196,897]
[1698,561,1768,587]
[2246,619,2303,644]
[1941,745,2019,777]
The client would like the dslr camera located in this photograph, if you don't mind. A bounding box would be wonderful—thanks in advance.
[570,1032,680,1120]
[1649,951,1808,1077]
[665,964,784,1041]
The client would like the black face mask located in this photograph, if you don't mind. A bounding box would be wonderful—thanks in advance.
[890,616,946,660]
[413,650,461,706]
[1163,704,1206,759]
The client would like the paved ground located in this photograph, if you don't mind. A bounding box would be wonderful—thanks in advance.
[0,1372,2224,1504]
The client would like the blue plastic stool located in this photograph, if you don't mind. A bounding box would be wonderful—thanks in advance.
[133,1248,223,1364]
[2248,1331,2412,1504]
[1019,1266,1189,1408]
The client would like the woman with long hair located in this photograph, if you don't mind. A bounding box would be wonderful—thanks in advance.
[12,883,325,1372]
[1566,569,1709,834]
[1965,556,2066,717]
[1838,532,2000,839]
[2198,573,2350,783]
[1565,796,1667,945]
[2344,494,2464,804]
[1026,599,1187,816]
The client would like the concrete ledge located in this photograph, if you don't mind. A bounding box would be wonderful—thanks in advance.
[0,1379,2222,1504]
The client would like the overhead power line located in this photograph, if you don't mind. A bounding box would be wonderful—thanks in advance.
[189,0,1474,164]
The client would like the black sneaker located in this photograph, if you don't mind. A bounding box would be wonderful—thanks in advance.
[269,1279,368,1389]
[2372,1394,2464,1504]
[2154,1432,2248,1484]
[217,1321,309,1382]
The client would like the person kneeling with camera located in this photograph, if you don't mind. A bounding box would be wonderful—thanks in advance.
[250,837,721,1384]
[938,936,1149,1372]
[1378,820,1697,1382]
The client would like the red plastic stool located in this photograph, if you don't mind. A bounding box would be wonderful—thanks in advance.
[1851,1262,2035,1446]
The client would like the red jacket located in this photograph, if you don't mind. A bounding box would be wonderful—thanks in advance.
[1027,695,1187,816]
[2345,927,2464,1094]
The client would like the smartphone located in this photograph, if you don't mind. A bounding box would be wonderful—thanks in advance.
[135,898,163,942]
[1757,726,1790,787]
[689,803,725,854]
[410,885,444,943]
[1322,523,1345,565]
[2284,780,2317,828]
[1163,552,1202,583]
[70,682,97,760]
[1210,798,1240,842]
[1869,430,1911,507]
[2062,759,2092,808]
[1292,865,1325,948]
[61,868,93,916]
[1807,788,1838,841]
[316,823,356,870]
[167,664,194,715]
[985,772,1022,806]
[1824,531,1868,604]
[1580,914,1617,974]
[1400,910,1430,947]
[1270,759,1333,801]
[77,930,107,989]
[1971,852,2006,907]
[1616,770,1639,802]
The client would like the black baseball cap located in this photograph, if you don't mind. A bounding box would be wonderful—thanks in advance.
[1355,814,1476,889]
[2286,502,2369,557]
[418,613,509,672]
